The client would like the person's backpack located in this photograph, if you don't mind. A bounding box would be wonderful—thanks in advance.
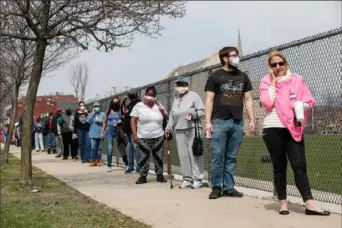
[61,115,73,132]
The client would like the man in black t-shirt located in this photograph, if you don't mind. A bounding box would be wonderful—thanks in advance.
[204,46,255,200]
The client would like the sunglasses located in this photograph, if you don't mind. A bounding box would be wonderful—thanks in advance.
[270,61,285,68]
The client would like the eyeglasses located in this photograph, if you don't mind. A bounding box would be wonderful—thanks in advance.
[270,61,285,68]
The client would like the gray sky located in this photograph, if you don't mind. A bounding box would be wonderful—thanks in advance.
[37,1,341,100]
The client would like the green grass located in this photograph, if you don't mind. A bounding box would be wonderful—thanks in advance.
[102,135,342,195]
[0,155,150,228]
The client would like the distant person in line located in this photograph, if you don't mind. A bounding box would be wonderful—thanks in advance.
[44,112,56,154]
[101,96,128,172]
[53,108,64,158]
[58,107,77,160]
[73,101,91,163]
[34,116,45,152]
[259,50,330,216]
[121,89,141,174]
[165,76,205,189]
[204,46,255,200]
[87,102,105,167]
[130,86,167,184]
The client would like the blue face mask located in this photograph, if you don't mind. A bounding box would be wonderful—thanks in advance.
[94,107,100,113]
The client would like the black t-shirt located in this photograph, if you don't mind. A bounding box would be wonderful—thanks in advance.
[204,68,253,120]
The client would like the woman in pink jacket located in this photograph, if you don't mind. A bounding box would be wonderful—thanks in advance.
[259,50,330,216]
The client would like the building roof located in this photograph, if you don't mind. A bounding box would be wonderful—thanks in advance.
[165,58,208,78]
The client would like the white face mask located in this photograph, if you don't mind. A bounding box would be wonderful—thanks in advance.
[175,87,189,94]
[230,57,240,68]
[144,95,155,100]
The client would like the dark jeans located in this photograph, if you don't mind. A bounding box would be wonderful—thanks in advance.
[262,128,313,202]
[77,129,91,162]
[62,131,77,158]
[210,119,243,191]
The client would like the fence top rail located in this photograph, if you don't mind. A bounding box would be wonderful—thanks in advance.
[86,27,342,106]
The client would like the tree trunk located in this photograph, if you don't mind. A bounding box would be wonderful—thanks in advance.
[3,84,19,164]
[20,40,47,186]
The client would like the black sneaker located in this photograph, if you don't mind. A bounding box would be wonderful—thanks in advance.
[209,188,222,199]
[52,149,56,154]
[222,188,244,198]
[156,174,167,183]
[47,149,51,154]
[136,176,147,184]
[55,154,61,158]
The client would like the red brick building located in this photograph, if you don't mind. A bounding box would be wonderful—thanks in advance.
[8,93,78,120]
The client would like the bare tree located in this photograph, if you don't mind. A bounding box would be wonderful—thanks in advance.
[0,0,186,185]
[69,62,89,101]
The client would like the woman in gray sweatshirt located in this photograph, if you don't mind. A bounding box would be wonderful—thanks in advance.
[165,76,205,189]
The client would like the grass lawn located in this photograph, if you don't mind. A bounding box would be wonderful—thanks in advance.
[153,135,342,195]
[0,155,150,228]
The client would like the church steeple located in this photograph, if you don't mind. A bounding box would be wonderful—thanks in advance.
[237,29,243,56]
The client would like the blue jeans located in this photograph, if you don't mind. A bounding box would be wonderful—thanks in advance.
[126,132,141,172]
[90,138,102,160]
[77,129,91,162]
[105,130,116,167]
[210,119,243,190]
[47,132,56,149]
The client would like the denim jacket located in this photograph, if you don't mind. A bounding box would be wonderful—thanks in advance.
[87,112,105,139]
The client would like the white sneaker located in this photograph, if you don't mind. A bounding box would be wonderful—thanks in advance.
[191,180,203,189]
[179,180,192,189]
[107,167,112,172]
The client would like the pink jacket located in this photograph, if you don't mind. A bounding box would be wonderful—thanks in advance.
[259,73,315,142]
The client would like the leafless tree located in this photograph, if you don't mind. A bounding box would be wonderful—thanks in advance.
[0,0,186,185]
[69,62,89,101]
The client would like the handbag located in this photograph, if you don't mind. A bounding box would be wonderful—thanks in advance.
[192,107,203,156]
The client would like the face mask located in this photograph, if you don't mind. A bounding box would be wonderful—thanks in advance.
[229,57,240,68]
[94,107,100,113]
[128,94,136,100]
[66,110,72,115]
[143,95,156,108]
[111,102,120,111]
[175,87,188,94]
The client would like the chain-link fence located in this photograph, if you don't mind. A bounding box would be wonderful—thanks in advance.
[88,28,342,204]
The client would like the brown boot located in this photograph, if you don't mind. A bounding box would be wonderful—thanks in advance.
[96,160,102,167]
[89,160,97,167]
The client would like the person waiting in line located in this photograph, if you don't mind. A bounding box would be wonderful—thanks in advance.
[87,102,105,167]
[204,46,255,200]
[121,89,141,174]
[53,108,64,158]
[101,96,129,172]
[34,116,45,152]
[58,107,77,160]
[73,101,91,163]
[130,86,167,184]
[44,112,56,154]
[165,76,205,189]
[260,50,330,216]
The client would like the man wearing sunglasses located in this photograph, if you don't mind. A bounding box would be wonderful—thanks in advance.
[204,46,255,200]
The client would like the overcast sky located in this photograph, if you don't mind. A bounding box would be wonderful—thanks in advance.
[37,1,341,100]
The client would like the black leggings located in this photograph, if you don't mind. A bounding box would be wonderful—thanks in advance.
[262,128,313,202]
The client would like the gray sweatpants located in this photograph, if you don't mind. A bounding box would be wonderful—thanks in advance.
[175,128,204,181]
[56,135,64,155]
[138,136,164,177]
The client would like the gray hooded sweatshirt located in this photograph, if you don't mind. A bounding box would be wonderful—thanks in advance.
[166,91,205,131]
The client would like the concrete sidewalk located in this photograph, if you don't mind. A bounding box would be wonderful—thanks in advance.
[9,147,342,228]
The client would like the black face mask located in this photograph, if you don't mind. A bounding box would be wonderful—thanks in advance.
[66,110,72,116]
[111,102,120,111]
[128,94,136,100]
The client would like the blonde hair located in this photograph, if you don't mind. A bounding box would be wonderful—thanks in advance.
[267,50,289,68]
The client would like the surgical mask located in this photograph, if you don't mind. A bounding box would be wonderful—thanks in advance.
[144,95,155,100]
[175,87,189,94]
[229,57,240,68]
[94,107,100,113]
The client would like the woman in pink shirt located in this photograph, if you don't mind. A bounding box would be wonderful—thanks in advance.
[260,50,330,216]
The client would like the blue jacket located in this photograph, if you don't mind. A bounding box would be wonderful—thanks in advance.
[87,112,105,139]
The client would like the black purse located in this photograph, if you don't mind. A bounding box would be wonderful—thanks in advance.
[192,106,203,156]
